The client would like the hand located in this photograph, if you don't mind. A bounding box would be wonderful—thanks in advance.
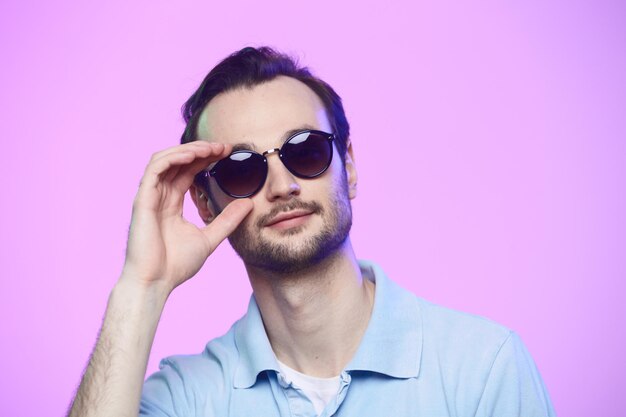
[120,141,253,294]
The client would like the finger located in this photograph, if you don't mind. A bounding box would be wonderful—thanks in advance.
[133,143,232,212]
[162,162,184,185]
[168,154,222,195]
[155,142,227,164]
[139,150,194,192]
[162,141,236,196]
[141,143,229,190]
[201,199,254,252]
[149,141,225,163]
[160,147,232,199]
[133,151,200,212]
[154,142,232,186]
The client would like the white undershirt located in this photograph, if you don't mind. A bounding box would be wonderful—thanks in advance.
[276,359,341,416]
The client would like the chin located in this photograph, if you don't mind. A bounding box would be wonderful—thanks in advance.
[228,217,352,275]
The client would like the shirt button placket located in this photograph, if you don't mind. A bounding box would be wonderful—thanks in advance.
[322,371,352,417]
[279,372,316,417]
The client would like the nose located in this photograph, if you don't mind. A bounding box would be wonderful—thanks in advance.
[263,151,301,201]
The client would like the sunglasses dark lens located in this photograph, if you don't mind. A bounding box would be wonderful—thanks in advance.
[212,151,267,198]
[281,131,333,178]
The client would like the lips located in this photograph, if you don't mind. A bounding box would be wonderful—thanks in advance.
[264,209,314,228]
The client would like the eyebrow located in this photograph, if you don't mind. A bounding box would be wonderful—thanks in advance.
[231,142,257,152]
[230,124,319,152]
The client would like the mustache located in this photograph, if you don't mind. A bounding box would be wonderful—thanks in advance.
[256,199,324,228]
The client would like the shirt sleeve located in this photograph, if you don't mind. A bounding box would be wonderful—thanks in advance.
[474,331,556,417]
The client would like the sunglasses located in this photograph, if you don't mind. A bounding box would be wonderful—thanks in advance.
[195,129,335,198]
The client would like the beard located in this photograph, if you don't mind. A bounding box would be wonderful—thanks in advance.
[227,178,353,274]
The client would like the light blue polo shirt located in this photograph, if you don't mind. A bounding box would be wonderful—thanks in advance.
[140,260,556,416]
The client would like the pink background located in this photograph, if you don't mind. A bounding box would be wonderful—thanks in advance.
[1,0,624,415]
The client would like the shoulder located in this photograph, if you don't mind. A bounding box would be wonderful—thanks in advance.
[152,323,240,388]
[416,296,514,372]
[140,321,241,416]
[414,298,555,415]
[414,296,524,388]
[160,328,238,381]
[364,260,514,364]
[364,260,514,370]
[417,297,512,351]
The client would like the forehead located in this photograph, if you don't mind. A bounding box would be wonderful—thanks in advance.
[196,76,331,148]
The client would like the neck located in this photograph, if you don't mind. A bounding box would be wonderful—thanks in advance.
[245,238,375,378]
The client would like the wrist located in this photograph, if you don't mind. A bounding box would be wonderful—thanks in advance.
[114,273,172,310]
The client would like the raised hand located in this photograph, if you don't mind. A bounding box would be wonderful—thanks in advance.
[120,141,253,294]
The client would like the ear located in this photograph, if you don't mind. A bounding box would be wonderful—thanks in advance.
[189,184,217,225]
[344,140,358,199]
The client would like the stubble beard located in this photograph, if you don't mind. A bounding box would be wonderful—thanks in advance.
[227,181,353,275]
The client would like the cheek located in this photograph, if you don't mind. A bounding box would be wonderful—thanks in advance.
[308,172,349,211]
[326,160,349,194]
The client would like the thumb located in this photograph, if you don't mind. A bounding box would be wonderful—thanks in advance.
[202,198,254,251]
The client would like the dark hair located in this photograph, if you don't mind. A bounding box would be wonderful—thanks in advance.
[180,46,350,163]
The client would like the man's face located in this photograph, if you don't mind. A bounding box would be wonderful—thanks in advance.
[195,76,357,273]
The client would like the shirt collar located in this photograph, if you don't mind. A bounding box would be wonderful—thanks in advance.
[233,295,279,388]
[233,260,423,388]
[344,260,422,379]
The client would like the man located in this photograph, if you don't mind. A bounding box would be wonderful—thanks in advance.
[68,47,556,417]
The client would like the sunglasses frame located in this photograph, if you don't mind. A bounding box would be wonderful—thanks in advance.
[197,129,335,199]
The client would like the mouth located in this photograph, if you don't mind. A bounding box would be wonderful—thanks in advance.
[264,209,315,230]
